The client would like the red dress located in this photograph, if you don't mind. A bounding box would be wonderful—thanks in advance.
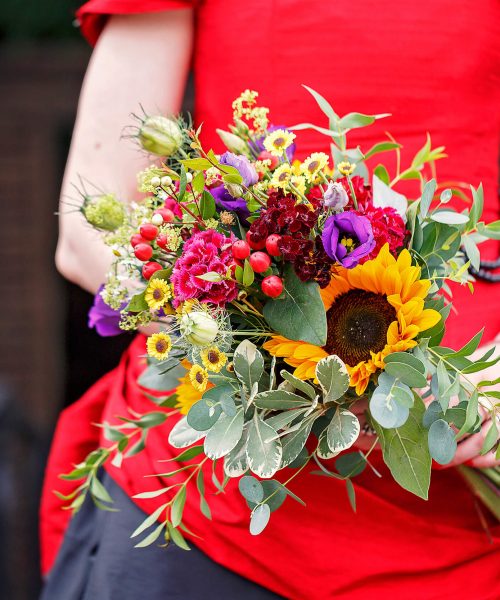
[41,1,500,598]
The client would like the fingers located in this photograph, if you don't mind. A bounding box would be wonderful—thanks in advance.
[444,419,499,469]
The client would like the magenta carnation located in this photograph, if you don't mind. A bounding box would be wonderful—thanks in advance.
[171,229,237,306]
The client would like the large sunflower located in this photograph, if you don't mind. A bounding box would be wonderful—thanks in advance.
[264,244,440,395]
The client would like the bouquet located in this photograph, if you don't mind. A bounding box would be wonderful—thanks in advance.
[63,87,500,548]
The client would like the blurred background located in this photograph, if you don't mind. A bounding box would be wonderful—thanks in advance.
[0,2,139,597]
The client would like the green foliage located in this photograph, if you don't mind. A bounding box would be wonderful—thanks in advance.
[263,264,327,346]
[373,397,431,499]
[428,419,456,465]
[315,355,350,403]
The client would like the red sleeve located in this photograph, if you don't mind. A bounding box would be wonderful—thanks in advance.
[76,0,193,46]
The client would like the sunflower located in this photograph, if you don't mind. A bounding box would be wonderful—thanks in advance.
[174,360,213,414]
[146,332,172,360]
[200,346,227,373]
[145,278,171,310]
[263,244,440,395]
[263,129,296,157]
[189,364,210,393]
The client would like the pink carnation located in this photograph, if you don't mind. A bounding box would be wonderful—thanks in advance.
[171,229,238,306]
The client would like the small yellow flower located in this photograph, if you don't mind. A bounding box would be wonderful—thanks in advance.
[146,332,172,360]
[270,164,292,189]
[263,129,296,157]
[200,346,228,373]
[337,161,356,176]
[291,175,307,196]
[144,279,172,310]
[189,364,210,392]
[145,278,171,310]
[302,152,329,181]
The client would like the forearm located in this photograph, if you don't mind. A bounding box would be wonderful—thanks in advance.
[56,10,193,294]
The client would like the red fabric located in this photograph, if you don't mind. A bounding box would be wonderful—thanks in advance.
[42,0,500,597]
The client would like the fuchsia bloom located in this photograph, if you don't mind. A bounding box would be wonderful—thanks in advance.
[171,229,237,306]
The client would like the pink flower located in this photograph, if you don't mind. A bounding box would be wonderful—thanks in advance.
[171,229,238,306]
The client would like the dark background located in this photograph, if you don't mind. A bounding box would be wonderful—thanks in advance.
[0,2,134,598]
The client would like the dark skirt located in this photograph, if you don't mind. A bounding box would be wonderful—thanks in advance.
[40,472,283,600]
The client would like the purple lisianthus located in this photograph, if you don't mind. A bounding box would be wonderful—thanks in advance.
[88,286,125,336]
[211,185,250,221]
[251,125,296,161]
[219,151,258,187]
[322,212,375,269]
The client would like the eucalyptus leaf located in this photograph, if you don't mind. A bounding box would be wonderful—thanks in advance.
[238,475,264,503]
[384,352,427,388]
[370,390,409,429]
[372,397,431,499]
[428,419,457,465]
[250,504,271,535]
[187,399,222,432]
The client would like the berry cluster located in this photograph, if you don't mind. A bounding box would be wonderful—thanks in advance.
[247,191,332,287]
[232,237,283,298]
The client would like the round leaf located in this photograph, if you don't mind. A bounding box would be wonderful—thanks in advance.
[250,504,271,536]
[370,391,409,429]
[428,419,457,465]
[326,409,360,453]
[238,475,263,503]
[187,399,222,432]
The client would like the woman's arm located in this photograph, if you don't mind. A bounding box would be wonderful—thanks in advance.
[56,9,194,293]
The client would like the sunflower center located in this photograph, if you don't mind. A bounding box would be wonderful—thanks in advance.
[324,289,396,366]
[195,372,205,384]
[155,340,168,353]
[153,289,163,301]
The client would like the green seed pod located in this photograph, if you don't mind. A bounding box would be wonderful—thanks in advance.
[82,193,126,232]
[180,311,219,346]
[138,116,184,157]
[216,129,250,156]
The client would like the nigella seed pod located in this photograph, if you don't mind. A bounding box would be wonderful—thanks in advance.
[180,311,219,346]
[225,183,244,198]
[216,129,250,156]
[82,193,126,232]
[138,115,183,157]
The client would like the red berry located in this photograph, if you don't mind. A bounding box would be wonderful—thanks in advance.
[139,223,159,241]
[261,275,283,298]
[154,208,175,224]
[142,261,163,280]
[156,233,169,249]
[265,234,282,257]
[246,231,266,250]
[249,251,271,273]
[257,150,279,170]
[130,233,147,248]
[232,240,251,260]
[134,243,153,261]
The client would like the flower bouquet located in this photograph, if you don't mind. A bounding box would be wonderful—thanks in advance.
[64,87,500,547]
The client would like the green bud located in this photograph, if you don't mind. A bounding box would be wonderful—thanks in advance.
[216,129,250,156]
[180,311,219,346]
[225,183,244,198]
[138,116,183,157]
[232,118,250,136]
[82,193,126,232]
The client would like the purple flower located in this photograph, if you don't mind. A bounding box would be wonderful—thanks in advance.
[322,212,375,269]
[251,125,296,161]
[211,184,250,221]
[324,181,349,211]
[219,152,258,187]
[88,286,125,336]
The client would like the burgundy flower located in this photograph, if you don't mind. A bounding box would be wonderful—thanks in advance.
[340,175,373,211]
[360,205,408,262]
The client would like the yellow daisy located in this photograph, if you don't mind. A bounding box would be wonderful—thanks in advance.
[189,364,210,393]
[174,360,213,414]
[263,129,296,157]
[200,346,227,373]
[264,244,440,395]
[145,278,171,310]
[291,175,307,196]
[146,332,172,360]
[301,152,329,182]
[270,164,292,189]
[337,161,356,176]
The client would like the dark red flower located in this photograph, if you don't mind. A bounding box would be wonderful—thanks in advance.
[340,175,373,211]
[359,205,408,262]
